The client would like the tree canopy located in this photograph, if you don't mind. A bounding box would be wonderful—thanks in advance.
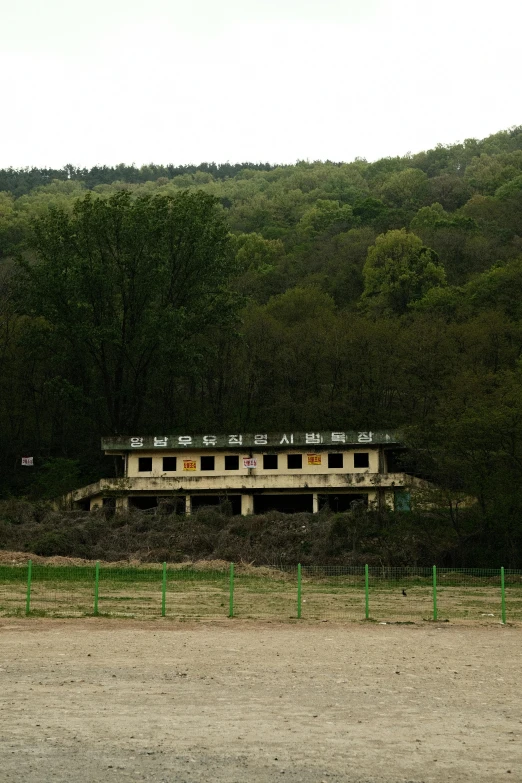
[362,229,446,315]
[17,189,238,436]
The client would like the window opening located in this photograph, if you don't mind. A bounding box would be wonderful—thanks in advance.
[318,494,368,512]
[129,496,158,510]
[287,454,303,469]
[190,495,241,515]
[263,454,278,469]
[138,457,152,472]
[354,452,369,468]
[328,453,343,469]
[200,456,215,471]
[225,455,239,470]
[253,494,313,514]
[162,457,177,471]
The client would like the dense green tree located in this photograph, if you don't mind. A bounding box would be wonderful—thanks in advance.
[409,204,494,283]
[352,197,387,227]
[426,174,472,211]
[362,229,446,315]
[464,151,522,195]
[229,232,286,301]
[297,199,354,237]
[289,227,375,306]
[379,168,430,211]
[18,190,238,434]
[407,367,522,565]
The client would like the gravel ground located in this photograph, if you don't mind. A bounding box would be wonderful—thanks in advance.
[0,619,520,782]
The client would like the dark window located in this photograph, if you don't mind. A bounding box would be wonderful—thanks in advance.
[225,455,239,470]
[318,493,368,512]
[129,495,157,509]
[328,453,343,469]
[163,457,177,472]
[287,454,302,469]
[263,454,278,469]
[254,494,313,514]
[138,457,152,472]
[200,456,215,471]
[354,452,369,468]
[190,495,241,515]
[386,448,406,473]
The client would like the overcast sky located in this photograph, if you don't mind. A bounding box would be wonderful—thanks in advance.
[1,0,519,169]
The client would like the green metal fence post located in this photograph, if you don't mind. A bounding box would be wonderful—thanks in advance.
[228,562,234,618]
[297,563,302,619]
[432,565,438,621]
[501,566,506,624]
[25,559,32,616]
[94,561,100,616]
[161,562,167,617]
[364,564,369,619]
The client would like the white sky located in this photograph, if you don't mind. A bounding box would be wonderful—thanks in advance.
[0,0,520,169]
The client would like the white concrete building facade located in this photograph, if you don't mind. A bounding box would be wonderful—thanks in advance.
[67,430,415,514]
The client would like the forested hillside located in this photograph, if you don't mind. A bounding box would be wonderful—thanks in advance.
[2,126,522,563]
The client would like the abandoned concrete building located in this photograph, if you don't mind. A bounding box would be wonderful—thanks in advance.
[67,430,419,514]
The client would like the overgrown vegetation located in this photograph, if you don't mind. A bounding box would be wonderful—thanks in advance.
[0,499,515,568]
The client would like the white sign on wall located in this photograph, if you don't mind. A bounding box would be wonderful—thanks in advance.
[243,457,257,469]
[21,457,34,466]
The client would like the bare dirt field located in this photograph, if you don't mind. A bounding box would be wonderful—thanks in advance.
[0,620,520,783]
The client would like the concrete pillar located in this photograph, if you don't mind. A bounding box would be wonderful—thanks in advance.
[185,495,192,515]
[367,490,378,509]
[312,493,319,513]
[241,494,254,516]
[383,490,395,510]
[115,495,129,513]
[89,496,103,511]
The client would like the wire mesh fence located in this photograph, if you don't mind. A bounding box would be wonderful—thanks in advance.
[233,566,297,620]
[163,565,230,619]
[0,562,520,623]
[300,566,367,621]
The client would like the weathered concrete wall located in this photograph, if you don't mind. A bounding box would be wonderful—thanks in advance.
[70,472,412,503]
[126,448,380,478]
[65,469,425,515]
[110,472,404,493]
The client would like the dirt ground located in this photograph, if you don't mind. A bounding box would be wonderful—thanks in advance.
[0,620,520,783]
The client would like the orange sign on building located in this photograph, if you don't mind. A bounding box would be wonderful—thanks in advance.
[183,460,197,471]
[307,454,322,465]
